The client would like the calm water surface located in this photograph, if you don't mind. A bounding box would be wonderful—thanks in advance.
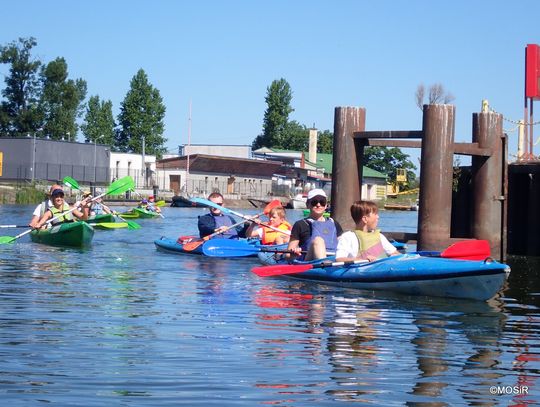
[0,205,538,406]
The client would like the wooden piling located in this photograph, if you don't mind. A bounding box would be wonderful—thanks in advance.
[471,111,505,260]
[331,107,366,230]
[417,104,455,251]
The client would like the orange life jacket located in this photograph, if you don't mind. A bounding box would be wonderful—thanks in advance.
[261,221,292,245]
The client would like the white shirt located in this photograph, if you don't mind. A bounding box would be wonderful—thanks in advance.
[336,230,396,259]
[32,200,53,217]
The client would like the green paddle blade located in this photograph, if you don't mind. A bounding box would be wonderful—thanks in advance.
[105,176,135,196]
[0,236,16,244]
[63,176,80,190]
[126,220,142,230]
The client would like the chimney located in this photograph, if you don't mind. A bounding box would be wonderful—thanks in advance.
[308,127,318,165]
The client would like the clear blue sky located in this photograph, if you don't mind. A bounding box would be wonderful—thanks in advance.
[1,0,538,163]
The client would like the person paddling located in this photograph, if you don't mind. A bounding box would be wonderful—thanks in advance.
[245,206,291,245]
[335,200,398,262]
[33,188,89,229]
[287,189,343,261]
[197,192,246,239]
[29,184,62,228]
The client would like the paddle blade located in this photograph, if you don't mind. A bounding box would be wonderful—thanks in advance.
[106,176,135,196]
[263,199,283,215]
[0,236,17,244]
[183,239,204,252]
[126,220,141,230]
[156,200,166,207]
[63,176,80,190]
[441,240,490,260]
[251,264,314,277]
[202,239,258,257]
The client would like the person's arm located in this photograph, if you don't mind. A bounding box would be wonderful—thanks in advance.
[72,208,87,221]
[286,221,305,259]
[380,234,399,256]
[29,204,43,227]
[34,210,53,229]
[335,231,358,262]
[198,214,215,238]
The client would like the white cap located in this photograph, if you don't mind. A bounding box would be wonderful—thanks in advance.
[307,188,327,200]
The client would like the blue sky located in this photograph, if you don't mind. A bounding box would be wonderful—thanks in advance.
[1,0,538,164]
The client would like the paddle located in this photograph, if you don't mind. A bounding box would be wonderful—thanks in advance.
[252,258,371,277]
[202,239,297,257]
[0,225,31,228]
[252,240,492,277]
[63,176,141,230]
[93,222,128,230]
[190,197,291,235]
[182,199,282,252]
[440,239,490,260]
[0,176,135,244]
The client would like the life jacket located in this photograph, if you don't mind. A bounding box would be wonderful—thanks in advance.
[300,218,338,253]
[213,214,238,239]
[91,202,104,216]
[261,221,292,245]
[354,229,387,260]
[49,203,74,225]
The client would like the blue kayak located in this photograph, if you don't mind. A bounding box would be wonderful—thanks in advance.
[154,236,262,258]
[254,254,510,301]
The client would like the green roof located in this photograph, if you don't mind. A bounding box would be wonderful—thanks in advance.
[264,148,387,179]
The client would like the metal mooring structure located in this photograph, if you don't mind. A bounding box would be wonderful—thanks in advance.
[331,104,507,262]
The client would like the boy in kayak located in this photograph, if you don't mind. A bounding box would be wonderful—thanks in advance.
[335,200,398,262]
[287,189,343,260]
[146,196,161,214]
[29,184,63,228]
[245,206,291,245]
[197,192,245,239]
[33,187,89,229]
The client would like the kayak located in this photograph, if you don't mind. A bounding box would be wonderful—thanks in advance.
[254,254,510,301]
[30,221,94,247]
[86,213,115,223]
[154,236,261,257]
[121,208,160,219]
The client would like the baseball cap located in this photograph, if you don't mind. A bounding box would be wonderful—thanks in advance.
[51,188,64,197]
[307,189,327,200]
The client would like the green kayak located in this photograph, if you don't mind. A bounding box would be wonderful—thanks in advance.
[86,213,115,223]
[30,221,94,247]
[121,208,160,219]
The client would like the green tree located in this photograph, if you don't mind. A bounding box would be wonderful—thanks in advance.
[252,78,293,149]
[40,57,87,140]
[317,129,333,154]
[116,69,167,158]
[363,146,417,187]
[0,37,42,136]
[81,95,115,146]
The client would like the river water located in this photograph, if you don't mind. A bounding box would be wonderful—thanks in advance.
[0,205,538,406]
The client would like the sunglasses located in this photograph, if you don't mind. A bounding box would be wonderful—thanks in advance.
[310,198,327,207]
[211,202,224,208]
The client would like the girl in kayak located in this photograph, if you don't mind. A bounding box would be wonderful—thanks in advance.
[335,200,398,262]
[245,206,291,245]
[33,188,89,229]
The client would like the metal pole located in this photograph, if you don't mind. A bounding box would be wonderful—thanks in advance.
[94,139,97,183]
[31,133,36,182]
[142,135,146,188]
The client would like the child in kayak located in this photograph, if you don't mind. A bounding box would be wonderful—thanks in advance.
[335,200,398,262]
[245,206,291,245]
[29,184,62,228]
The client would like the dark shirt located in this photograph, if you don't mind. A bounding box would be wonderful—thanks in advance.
[290,217,343,245]
[197,213,247,238]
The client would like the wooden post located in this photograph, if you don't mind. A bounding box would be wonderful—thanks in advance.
[331,107,366,230]
[417,104,455,251]
[472,111,504,260]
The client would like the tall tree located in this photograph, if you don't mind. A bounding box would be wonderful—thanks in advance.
[363,146,417,186]
[116,69,167,158]
[252,78,293,149]
[81,95,115,146]
[40,57,87,140]
[0,37,42,137]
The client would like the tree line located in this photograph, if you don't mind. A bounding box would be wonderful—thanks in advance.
[1,37,425,185]
[0,37,167,157]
